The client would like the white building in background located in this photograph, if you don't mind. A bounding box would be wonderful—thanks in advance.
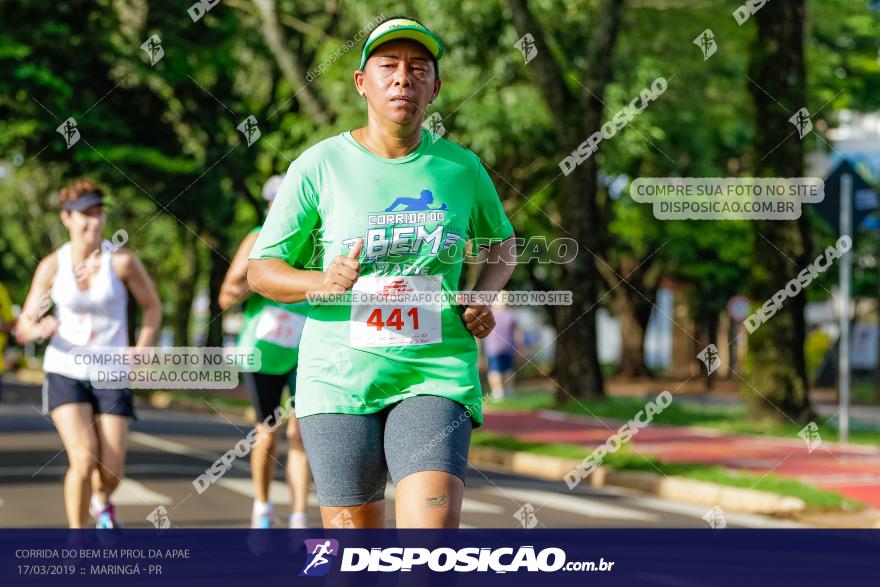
[596,289,674,370]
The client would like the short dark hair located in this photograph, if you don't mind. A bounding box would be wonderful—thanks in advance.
[364,15,439,79]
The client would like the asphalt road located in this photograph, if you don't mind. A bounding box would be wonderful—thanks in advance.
[0,386,806,529]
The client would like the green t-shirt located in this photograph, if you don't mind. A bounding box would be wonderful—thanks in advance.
[249,129,514,426]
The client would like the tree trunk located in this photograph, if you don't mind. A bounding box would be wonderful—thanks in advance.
[252,0,331,125]
[744,0,814,422]
[601,255,657,379]
[612,283,655,378]
[554,161,605,400]
[173,227,197,346]
[702,314,718,392]
[205,236,228,348]
[508,0,625,402]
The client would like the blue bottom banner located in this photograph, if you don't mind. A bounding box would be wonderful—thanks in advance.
[1,529,877,586]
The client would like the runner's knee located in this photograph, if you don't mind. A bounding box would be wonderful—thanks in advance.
[286,420,305,450]
[254,428,277,451]
[69,452,98,477]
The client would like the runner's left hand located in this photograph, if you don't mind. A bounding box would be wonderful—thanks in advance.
[461,303,495,339]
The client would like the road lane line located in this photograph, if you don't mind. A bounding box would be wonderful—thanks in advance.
[498,487,659,522]
[111,478,173,506]
[0,465,206,477]
[216,478,321,507]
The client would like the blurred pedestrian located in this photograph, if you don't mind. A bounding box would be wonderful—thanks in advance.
[483,292,523,400]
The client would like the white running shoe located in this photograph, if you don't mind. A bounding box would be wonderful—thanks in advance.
[289,512,308,529]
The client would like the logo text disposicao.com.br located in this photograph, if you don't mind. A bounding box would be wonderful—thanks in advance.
[302,543,615,575]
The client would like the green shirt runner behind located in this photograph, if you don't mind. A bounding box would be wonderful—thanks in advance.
[237,226,311,375]
[249,129,514,426]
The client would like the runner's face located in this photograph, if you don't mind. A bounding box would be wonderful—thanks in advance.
[61,204,105,244]
[357,39,441,129]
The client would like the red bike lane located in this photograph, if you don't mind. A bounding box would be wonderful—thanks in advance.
[481,409,880,508]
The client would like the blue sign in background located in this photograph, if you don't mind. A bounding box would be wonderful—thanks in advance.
[1,529,878,586]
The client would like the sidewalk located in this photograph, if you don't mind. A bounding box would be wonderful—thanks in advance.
[481,408,880,508]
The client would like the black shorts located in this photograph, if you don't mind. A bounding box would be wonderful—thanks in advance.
[43,372,136,419]
[244,369,297,425]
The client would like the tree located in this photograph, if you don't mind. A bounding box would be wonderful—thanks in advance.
[743,0,814,421]
[507,0,626,400]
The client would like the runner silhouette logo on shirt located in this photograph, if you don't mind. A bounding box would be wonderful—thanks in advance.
[385,189,448,212]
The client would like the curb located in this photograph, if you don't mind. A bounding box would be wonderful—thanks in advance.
[468,445,806,515]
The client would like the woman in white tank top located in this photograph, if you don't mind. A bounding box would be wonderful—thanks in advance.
[15,179,161,529]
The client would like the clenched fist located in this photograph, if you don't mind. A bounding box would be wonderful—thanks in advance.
[321,238,363,294]
[461,303,495,339]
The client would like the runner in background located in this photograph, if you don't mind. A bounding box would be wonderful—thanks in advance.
[0,281,15,401]
[219,175,312,529]
[15,178,161,528]
[482,293,524,401]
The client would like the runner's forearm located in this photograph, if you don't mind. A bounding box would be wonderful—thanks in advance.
[219,277,251,310]
[135,302,161,348]
[471,237,517,294]
[248,258,326,304]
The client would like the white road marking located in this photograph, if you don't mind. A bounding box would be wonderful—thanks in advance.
[460,498,506,514]
[0,464,204,477]
[498,487,660,523]
[129,431,242,468]
[110,479,173,506]
[216,478,321,508]
[608,490,809,528]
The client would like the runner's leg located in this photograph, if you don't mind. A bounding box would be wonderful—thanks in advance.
[299,410,388,529]
[487,368,504,400]
[245,371,288,526]
[385,395,472,528]
[92,413,129,498]
[319,502,385,528]
[251,423,279,505]
[51,403,99,528]
[394,471,464,528]
[502,367,516,397]
[285,410,311,524]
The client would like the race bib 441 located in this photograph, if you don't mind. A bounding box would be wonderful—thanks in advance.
[350,275,442,348]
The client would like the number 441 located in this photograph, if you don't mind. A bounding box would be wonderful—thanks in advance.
[366,307,419,330]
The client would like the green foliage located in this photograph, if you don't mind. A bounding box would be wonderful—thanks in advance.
[0,0,877,351]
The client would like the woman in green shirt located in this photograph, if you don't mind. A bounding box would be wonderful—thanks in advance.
[219,175,312,528]
[248,16,516,529]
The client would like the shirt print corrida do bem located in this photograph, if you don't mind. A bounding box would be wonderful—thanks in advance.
[249,128,514,426]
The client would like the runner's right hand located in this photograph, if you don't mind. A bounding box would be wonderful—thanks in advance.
[321,238,363,294]
[18,315,58,343]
